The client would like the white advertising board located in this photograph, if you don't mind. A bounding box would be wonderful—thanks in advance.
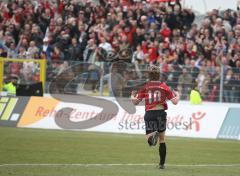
[18,96,230,139]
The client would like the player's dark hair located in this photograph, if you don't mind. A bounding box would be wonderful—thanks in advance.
[148,68,160,81]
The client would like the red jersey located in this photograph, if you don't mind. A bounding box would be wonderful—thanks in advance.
[136,81,175,111]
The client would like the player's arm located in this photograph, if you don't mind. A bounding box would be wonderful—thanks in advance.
[165,84,180,105]
[170,90,180,105]
[131,91,142,105]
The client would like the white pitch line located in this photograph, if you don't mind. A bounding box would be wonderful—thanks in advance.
[0,163,240,167]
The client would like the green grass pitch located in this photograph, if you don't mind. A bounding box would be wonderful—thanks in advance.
[0,127,240,176]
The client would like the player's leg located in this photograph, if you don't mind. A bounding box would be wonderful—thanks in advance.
[145,111,159,146]
[159,132,166,169]
[146,131,159,146]
[157,111,167,169]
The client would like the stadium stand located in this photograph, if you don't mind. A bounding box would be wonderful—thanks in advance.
[0,0,240,102]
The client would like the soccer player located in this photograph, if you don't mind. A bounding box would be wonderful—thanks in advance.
[131,65,180,169]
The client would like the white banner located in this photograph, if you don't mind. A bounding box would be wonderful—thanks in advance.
[18,97,230,139]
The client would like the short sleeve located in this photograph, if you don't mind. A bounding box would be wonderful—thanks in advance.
[166,90,175,100]
[164,84,175,100]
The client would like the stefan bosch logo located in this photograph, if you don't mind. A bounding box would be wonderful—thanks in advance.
[118,111,206,132]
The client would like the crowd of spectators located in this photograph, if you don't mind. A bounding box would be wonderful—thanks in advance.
[0,0,240,102]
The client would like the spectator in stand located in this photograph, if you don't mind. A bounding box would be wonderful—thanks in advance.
[83,38,97,63]
[30,24,44,47]
[99,36,112,53]
[132,45,145,64]
[27,41,39,59]
[160,22,171,41]
[177,67,192,100]
[0,34,22,58]
[51,45,64,61]
[88,64,100,93]
[223,68,236,102]
[39,37,53,60]
[18,46,27,59]
[103,63,125,97]
[189,59,199,83]
[196,67,210,99]
[68,37,81,61]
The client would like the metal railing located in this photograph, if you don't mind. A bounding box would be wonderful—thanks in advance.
[44,60,240,103]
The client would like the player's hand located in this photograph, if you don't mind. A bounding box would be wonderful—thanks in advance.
[131,90,141,105]
[131,90,138,98]
[173,90,180,98]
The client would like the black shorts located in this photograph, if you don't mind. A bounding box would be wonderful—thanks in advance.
[144,110,167,135]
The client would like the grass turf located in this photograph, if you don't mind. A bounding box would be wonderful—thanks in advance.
[0,127,240,176]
